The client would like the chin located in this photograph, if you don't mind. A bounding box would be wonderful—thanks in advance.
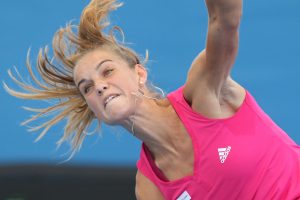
[102,104,134,125]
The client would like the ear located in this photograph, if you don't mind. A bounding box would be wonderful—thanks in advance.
[135,64,148,84]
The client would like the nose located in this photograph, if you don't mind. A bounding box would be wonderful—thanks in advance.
[95,81,108,96]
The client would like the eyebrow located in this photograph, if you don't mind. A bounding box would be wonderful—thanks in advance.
[77,59,112,88]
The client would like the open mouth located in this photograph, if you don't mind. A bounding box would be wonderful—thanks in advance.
[104,94,120,108]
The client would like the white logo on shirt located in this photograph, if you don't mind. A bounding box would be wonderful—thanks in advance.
[218,146,231,163]
[177,191,191,200]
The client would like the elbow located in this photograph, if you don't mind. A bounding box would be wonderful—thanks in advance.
[208,1,243,30]
[224,10,242,29]
[210,10,242,30]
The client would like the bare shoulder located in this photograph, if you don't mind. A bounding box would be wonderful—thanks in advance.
[135,170,165,200]
[184,75,245,119]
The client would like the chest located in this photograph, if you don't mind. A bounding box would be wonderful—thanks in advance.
[156,112,272,183]
[155,127,195,181]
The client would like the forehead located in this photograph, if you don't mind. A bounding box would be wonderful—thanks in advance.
[75,48,118,69]
[73,48,121,82]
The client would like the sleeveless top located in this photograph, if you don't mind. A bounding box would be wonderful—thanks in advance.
[136,86,300,200]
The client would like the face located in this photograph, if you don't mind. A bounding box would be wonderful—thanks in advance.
[74,48,147,125]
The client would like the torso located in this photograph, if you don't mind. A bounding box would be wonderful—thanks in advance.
[154,121,194,181]
[138,83,300,200]
[154,79,245,181]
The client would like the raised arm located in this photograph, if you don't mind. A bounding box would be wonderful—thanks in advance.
[184,0,243,117]
[205,0,242,85]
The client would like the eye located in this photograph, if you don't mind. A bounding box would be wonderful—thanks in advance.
[83,84,93,94]
[103,68,114,77]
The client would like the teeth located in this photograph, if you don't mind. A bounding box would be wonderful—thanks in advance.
[105,95,118,107]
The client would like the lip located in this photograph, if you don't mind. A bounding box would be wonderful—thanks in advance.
[103,94,120,108]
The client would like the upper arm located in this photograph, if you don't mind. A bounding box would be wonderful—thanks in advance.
[204,9,241,91]
[135,170,164,200]
[184,0,242,115]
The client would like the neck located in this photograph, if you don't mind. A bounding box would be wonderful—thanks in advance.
[120,97,183,160]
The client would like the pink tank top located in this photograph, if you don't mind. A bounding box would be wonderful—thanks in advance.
[136,86,300,200]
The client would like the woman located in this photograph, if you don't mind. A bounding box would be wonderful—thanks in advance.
[5,0,300,199]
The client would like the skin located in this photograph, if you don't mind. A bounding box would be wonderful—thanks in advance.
[74,0,244,198]
[74,49,192,162]
[74,50,244,200]
[74,49,144,125]
[74,49,195,199]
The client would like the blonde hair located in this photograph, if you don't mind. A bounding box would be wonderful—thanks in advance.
[4,0,146,157]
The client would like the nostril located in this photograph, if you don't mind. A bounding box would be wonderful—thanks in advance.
[96,85,107,96]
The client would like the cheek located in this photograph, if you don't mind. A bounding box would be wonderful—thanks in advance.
[85,95,103,118]
[115,70,139,88]
[119,77,139,92]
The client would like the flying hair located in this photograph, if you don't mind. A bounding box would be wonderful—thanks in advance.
[3,0,150,158]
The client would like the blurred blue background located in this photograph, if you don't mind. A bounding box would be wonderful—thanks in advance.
[0,0,299,167]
